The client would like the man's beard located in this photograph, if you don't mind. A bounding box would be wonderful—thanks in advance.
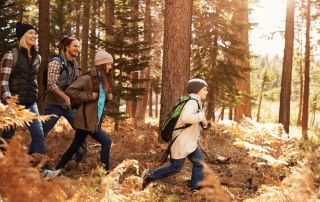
[68,50,78,57]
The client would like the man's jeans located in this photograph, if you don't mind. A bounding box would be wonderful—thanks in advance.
[148,147,204,189]
[28,103,87,162]
[0,100,50,171]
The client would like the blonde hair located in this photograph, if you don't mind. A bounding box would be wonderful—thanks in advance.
[19,32,39,51]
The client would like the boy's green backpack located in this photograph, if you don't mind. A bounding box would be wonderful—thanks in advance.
[161,96,199,142]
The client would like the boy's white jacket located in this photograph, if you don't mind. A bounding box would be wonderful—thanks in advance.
[171,93,207,159]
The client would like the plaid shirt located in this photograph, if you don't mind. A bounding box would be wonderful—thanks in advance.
[1,51,14,99]
[47,59,61,92]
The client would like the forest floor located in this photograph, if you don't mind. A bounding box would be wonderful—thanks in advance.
[5,116,320,201]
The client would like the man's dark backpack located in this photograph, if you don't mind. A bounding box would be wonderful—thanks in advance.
[38,54,69,101]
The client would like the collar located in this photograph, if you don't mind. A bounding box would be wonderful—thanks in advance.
[189,93,201,103]
[20,47,39,59]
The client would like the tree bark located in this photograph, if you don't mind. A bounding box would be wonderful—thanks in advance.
[37,0,50,115]
[257,81,265,122]
[149,86,153,117]
[90,0,97,68]
[233,0,251,122]
[302,0,310,138]
[297,51,303,127]
[75,0,81,63]
[105,0,115,40]
[220,103,225,121]
[206,10,219,121]
[80,0,90,73]
[229,105,233,120]
[141,0,152,121]
[18,0,24,23]
[279,0,295,133]
[159,0,193,142]
[155,92,159,117]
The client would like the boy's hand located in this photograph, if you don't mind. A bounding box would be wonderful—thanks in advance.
[93,92,98,100]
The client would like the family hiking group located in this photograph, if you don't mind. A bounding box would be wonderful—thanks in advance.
[0,22,211,193]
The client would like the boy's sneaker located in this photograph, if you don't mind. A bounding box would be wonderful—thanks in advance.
[40,169,61,178]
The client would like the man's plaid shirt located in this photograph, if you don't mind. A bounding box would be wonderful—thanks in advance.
[47,59,61,92]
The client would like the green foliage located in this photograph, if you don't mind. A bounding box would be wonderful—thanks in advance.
[191,0,254,106]
[0,0,19,59]
[95,0,150,122]
[50,0,76,54]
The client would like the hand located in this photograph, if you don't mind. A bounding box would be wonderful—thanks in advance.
[64,97,71,109]
[107,93,113,101]
[93,92,99,100]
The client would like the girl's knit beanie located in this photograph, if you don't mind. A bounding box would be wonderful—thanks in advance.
[95,48,113,66]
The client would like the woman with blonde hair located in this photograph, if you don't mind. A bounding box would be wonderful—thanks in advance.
[55,48,114,172]
[0,22,60,177]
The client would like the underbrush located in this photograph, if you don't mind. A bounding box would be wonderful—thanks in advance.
[1,96,320,201]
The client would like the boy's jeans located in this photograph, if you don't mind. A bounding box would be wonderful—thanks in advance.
[0,99,50,171]
[28,103,87,162]
[148,147,204,189]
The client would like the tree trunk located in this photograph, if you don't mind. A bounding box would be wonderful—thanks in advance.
[302,0,310,138]
[75,0,81,63]
[149,86,153,117]
[105,0,115,40]
[90,0,97,68]
[141,0,152,121]
[229,105,233,120]
[297,45,303,127]
[131,0,139,121]
[80,0,90,73]
[257,81,265,122]
[18,0,24,23]
[37,0,50,115]
[159,0,193,142]
[233,0,251,122]
[206,9,219,121]
[155,92,159,117]
[220,103,225,121]
[279,0,295,134]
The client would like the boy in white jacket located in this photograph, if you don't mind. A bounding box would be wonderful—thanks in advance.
[143,78,208,192]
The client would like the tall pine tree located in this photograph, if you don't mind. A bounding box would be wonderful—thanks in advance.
[96,0,150,130]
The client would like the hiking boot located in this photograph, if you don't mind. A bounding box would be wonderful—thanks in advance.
[40,169,61,178]
[142,176,154,189]
[190,187,202,195]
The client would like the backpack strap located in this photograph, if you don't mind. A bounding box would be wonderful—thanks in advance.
[12,48,18,72]
[83,102,88,128]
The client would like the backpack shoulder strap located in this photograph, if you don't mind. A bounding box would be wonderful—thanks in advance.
[12,48,18,72]
[189,97,201,109]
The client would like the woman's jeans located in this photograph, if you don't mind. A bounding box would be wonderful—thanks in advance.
[28,103,87,162]
[0,100,50,171]
[148,147,204,189]
[56,128,112,171]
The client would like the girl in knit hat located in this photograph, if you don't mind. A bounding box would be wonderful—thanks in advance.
[55,48,114,172]
[0,22,60,177]
[142,78,208,193]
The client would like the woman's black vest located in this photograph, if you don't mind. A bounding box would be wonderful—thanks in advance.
[9,47,40,104]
